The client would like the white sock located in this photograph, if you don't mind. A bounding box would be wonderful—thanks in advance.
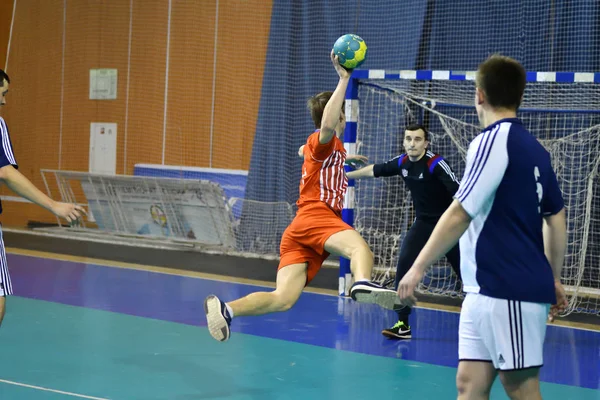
[355,279,370,283]
[225,303,234,319]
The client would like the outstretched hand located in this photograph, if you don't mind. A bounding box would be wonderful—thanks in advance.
[397,267,424,307]
[331,50,352,79]
[51,202,86,224]
[346,155,368,169]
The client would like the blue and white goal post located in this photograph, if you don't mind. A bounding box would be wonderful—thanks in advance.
[339,68,600,319]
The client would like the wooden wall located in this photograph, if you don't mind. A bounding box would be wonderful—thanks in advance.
[0,0,273,227]
[0,0,12,69]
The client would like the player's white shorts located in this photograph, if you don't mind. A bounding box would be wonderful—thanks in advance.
[0,225,12,297]
[459,292,550,371]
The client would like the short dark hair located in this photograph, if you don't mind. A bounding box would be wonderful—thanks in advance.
[0,69,10,84]
[405,123,429,141]
[476,54,526,110]
[308,91,341,129]
[307,91,332,128]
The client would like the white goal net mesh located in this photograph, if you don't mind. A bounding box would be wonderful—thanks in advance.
[354,77,600,315]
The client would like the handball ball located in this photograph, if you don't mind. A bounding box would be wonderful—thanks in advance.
[333,34,367,69]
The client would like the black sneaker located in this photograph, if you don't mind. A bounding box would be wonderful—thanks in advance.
[382,320,412,339]
[349,281,398,310]
[204,295,232,342]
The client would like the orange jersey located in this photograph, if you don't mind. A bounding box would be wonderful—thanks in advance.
[297,131,348,214]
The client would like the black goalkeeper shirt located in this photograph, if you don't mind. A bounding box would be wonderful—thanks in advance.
[373,150,460,222]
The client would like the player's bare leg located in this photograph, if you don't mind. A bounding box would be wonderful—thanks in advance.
[204,263,307,342]
[498,368,542,400]
[0,296,5,327]
[324,230,373,281]
[456,361,496,400]
[324,229,398,309]
[228,263,307,316]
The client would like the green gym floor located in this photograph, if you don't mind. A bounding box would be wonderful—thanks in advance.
[1,249,598,399]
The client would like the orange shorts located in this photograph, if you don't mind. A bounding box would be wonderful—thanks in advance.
[278,202,353,285]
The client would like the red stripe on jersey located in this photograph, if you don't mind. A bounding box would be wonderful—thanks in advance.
[319,150,346,212]
[297,131,347,213]
[427,154,441,168]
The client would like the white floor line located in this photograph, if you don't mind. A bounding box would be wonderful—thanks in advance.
[0,379,110,400]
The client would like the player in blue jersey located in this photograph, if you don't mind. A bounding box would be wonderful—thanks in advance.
[0,69,85,327]
[397,56,568,400]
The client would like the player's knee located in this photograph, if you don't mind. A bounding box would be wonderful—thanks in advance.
[502,386,522,400]
[456,371,490,399]
[365,247,374,261]
[456,370,470,396]
[278,300,295,312]
[354,242,373,261]
[272,292,300,312]
[499,370,541,400]
[0,299,6,327]
[276,298,297,312]
[501,384,535,400]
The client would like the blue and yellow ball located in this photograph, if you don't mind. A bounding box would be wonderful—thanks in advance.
[333,34,367,70]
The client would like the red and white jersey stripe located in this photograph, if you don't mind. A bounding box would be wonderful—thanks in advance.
[297,131,347,214]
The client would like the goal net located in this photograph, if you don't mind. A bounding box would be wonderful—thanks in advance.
[351,71,600,316]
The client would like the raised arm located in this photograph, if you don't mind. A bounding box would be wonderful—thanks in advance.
[319,52,352,145]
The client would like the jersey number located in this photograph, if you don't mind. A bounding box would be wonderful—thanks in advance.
[534,166,543,214]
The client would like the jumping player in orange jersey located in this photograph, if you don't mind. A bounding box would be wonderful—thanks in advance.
[203,52,398,342]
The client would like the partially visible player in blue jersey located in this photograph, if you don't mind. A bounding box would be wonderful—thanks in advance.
[0,69,86,327]
[397,55,568,400]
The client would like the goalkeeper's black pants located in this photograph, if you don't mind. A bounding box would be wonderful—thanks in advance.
[392,218,462,321]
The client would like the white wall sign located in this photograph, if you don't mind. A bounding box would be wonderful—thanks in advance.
[89,122,117,175]
[90,69,118,100]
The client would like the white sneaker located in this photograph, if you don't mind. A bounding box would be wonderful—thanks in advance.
[203,295,232,342]
[349,281,398,310]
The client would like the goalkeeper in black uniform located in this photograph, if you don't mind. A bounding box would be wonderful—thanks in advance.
[347,124,462,339]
